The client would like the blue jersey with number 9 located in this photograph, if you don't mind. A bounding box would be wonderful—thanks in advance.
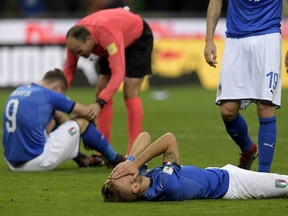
[2,83,75,166]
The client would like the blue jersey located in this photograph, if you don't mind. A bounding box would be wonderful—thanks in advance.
[141,163,229,201]
[226,0,282,38]
[2,83,75,166]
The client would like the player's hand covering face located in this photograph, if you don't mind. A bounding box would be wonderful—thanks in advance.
[109,160,139,183]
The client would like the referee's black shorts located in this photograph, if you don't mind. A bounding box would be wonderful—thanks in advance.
[97,20,153,78]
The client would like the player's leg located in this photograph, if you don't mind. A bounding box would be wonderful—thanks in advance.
[217,37,257,170]
[252,33,281,173]
[124,20,153,155]
[123,77,144,155]
[220,101,257,169]
[222,164,288,199]
[9,120,81,171]
[96,58,113,142]
[74,117,125,166]
[257,102,277,173]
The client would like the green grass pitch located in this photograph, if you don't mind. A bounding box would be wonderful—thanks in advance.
[1,86,288,216]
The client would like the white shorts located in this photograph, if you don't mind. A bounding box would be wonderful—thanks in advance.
[7,120,80,171]
[222,164,288,199]
[216,33,282,109]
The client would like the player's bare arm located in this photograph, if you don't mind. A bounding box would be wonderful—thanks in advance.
[109,132,151,181]
[129,132,152,158]
[87,102,101,125]
[133,132,180,169]
[110,132,179,181]
[72,102,97,121]
[54,111,69,124]
[163,151,177,163]
[46,111,69,133]
[204,0,223,68]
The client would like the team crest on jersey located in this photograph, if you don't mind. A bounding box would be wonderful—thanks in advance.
[162,166,173,175]
[68,127,77,136]
[275,179,287,188]
[107,43,118,56]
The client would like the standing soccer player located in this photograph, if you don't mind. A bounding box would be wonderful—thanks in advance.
[204,0,282,172]
[63,7,154,155]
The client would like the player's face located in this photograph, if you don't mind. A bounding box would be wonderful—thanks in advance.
[113,175,134,198]
[66,37,94,58]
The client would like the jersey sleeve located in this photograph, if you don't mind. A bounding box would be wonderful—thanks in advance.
[63,48,79,88]
[46,89,75,113]
[96,27,126,102]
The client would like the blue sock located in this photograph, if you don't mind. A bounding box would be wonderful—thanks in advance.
[258,116,276,173]
[224,114,253,152]
[82,123,117,161]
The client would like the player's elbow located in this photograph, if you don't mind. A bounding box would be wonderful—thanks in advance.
[164,132,176,141]
[140,131,151,141]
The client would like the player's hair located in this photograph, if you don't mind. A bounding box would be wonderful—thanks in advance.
[101,179,139,202]
[42,68,68,92]
[101,179,125,202]
[66,26,91,43]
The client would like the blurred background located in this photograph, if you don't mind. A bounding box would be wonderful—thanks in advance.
[0,0,216,18]
[0,0,288,89]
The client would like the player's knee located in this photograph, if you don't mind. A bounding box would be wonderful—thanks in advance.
[220,105,239,121]
[257,102,276,118]
[123,79,142,99]
[72,117,89,133]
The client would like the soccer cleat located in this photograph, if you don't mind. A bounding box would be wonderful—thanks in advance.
[106,154,126,169]
[238,143,258,170]
[74,154,106,167]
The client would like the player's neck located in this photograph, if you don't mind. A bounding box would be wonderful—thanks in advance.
[139,176,150,196]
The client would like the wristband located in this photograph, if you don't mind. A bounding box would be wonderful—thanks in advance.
[95,98,106,109]
[162,161,180,169]
[126,155,135,162]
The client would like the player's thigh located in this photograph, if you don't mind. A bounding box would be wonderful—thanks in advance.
[256,101,276,118]
[219,101,241,120]
[43,120,80,161]
[23,121,80,171]
[222,164,288,199]
[123,77,144,99]
[217,38,251,105]
[251,33,281,106]
[125,22,153,78]
[220,38,250,86]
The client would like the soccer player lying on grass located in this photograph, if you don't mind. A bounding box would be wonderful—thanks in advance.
[102,132,288,202]
[2,69,124,171]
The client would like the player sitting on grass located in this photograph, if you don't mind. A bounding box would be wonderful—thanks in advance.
[102,132,288,202]
[2,69,124,171]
